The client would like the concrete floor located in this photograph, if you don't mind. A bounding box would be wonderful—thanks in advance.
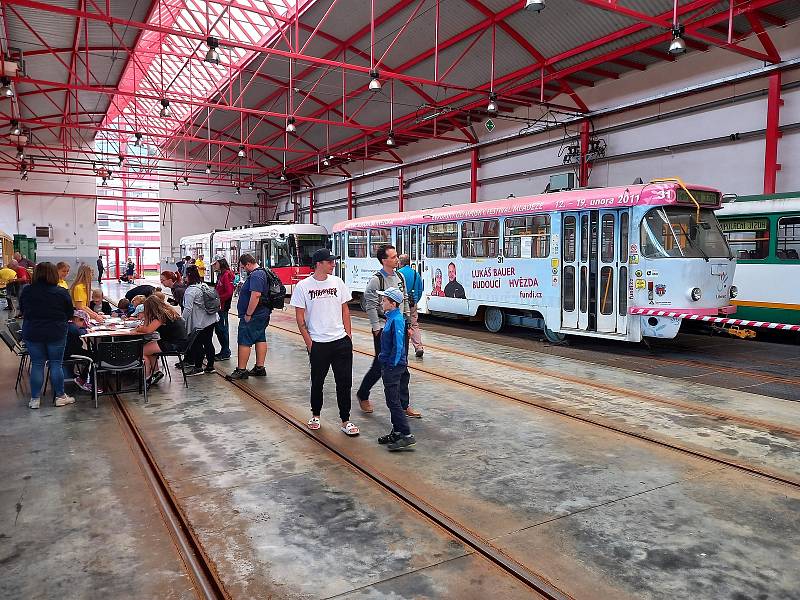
[0,350,195,599]
[3,294,799,599]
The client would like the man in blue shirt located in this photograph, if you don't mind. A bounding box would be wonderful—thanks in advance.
[226,253,271,380]
[376,287,416,452]
[398,254,424,358]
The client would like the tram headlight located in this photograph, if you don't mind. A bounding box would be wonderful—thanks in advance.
[690,287,702,302]
[729,285,738,299]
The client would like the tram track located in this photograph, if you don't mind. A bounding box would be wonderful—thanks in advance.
[217,372,569,600]
[263,317,800,490]
[304,316,800,439]
[110,394,230,600]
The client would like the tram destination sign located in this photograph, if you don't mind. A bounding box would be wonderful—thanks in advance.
[720,218,769,233]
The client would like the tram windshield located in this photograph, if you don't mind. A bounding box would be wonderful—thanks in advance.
[293,234,329,267]
[641,208,732,259]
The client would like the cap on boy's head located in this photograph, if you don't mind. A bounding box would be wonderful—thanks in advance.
[377,287,403,304]
[73,309,90,323]
[311,248,339,265]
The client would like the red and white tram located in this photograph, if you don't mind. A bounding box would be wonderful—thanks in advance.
[332,179,737,342]
[180,223,329,291]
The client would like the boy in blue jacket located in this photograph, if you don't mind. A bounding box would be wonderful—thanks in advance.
[376,287,416,451]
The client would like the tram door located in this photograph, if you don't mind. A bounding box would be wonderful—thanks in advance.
[396,226,424,273]
[333,233,345,280]
[563,210,628,334]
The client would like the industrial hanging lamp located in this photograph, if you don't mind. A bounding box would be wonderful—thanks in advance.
[368,70,382,91]
[117,155,124,167]
[234,186,241,195]
[173,181,179,191]
[205,37,221,65]
[159,99,171,118]
[10,119,21,135]
[205,164,212,174]
[133,132,143,147]
[248,181,255,190]
[16,146,24,160]
[386,131,396,147]
[525,0,545,12]
[487,92,499,113]
[286,116,296,133]
[0,77,13,97]
[237,144,246,158]
[669,25,687,55]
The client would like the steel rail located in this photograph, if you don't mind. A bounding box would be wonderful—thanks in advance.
[217,373,571,600]
[264,319,800,490]
[339,319,800,434]
[111,394,230,600]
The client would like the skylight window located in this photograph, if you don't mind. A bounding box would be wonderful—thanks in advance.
[100,0,298,157]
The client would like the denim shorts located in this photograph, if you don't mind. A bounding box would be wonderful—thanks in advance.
[237,312,270,346]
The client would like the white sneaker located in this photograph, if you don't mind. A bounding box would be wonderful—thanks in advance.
[54,394,76,407]
[28,398,40,409]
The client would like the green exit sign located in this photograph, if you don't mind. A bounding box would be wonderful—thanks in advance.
[485,119,495,132]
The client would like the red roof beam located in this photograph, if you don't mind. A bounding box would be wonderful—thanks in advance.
[577,0,778,63]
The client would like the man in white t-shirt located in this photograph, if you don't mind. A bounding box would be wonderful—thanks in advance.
[290,249,359,437]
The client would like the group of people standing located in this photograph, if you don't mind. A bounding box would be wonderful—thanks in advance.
[159,253,268,380]
[290,244,424,452]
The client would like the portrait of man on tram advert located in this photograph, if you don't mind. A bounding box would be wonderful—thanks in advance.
[444,262,467,299]
[431,268,446,297]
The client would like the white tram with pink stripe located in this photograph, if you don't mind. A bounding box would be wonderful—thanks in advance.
[332,178,737,343]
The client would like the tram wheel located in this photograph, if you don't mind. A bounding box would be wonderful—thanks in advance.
[484,307,505,333]
[543,326,567,344]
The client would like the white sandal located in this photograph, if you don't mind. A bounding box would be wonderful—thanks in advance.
[307,416,321,430]
[341,422,360,436]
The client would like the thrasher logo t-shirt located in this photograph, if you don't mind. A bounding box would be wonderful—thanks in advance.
[289,274,352,342]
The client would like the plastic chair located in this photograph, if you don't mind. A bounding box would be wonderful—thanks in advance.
[91,339,147,408]
[155,328,199,389]
[43,355,95,400]
[1,329,28,391]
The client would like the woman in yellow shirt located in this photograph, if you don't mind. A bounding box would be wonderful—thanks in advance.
[56,261,70,289]
[70,264,105,322]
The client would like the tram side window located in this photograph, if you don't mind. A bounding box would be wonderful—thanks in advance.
[777,217,800,260]
[462,219,499,258]
[504,215,550,258]
[369,228,392,257]
[722,218,770,260]
[563,216,576,262]
[348,230,368,258]
[600,214,615,263]
[427,222,458,258]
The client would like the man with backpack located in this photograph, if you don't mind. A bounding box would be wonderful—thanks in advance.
[398,254,424,358]
[356,244,421,418]
[226,253,282,380]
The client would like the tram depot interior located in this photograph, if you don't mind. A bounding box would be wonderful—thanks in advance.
[2,1,800,599]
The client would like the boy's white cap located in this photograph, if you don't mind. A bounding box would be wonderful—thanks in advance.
[376,286,403,304]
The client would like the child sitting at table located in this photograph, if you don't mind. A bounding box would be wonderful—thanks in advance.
[112,297,130,317]
[126,294,146,320]
[89,289,112,315]
[65,310,101,394]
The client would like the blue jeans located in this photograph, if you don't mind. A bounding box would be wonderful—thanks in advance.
[381,363,411,436]
[26,337,67,399]
[214,308,230,357]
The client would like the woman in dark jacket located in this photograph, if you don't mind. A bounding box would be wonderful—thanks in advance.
[160,270,186,309]
[19,262,76,409]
